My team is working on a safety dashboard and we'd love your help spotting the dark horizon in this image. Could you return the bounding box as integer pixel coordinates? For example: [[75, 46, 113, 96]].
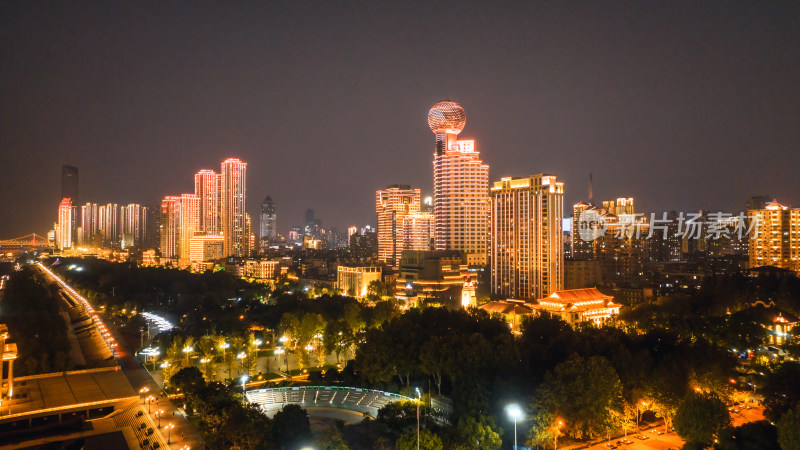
[[2, 1, 799, 238]]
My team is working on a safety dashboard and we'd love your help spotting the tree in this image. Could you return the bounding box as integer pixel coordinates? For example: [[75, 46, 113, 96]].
[[272, 404, 312, 450], [763, 362, 800, 422], [376, 401, 417, 431], [717, 420, 777, 450], [455, 414, 503, 450], [396, 429, 443, 450], [314, 426, 350, 450], [170, 366, 206, 397], [673, 391, 731, 446], [419, 336, 449, 395], [529, 354, 623, 439], [778, 408, 800, 450]]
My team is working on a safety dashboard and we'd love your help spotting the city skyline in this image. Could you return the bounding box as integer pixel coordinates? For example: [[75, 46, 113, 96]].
[[2, 2, 800, 238]]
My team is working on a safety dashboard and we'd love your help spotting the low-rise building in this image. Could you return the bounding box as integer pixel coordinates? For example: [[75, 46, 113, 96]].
[[530, 288, 622, 326], [337, 265, 382, 299]]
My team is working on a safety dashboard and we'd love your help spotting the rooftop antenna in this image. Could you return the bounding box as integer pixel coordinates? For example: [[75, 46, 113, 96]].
[[588, 173, 594, 206]]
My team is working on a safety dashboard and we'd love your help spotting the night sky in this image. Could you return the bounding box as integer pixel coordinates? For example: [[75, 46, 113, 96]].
[[1, 1, 799, 238]]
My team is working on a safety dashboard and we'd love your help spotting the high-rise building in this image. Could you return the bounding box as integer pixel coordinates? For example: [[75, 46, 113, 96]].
[[748, 200, 800, 271], [490, 174, 565, 300], [429, 100, 489, 266], [121, 203, 147, 249], [178, 194, 200, 265], [98, 203, 120, 248], [160, 196, 180, 259], [220, 158, 248, 257], [376, 185, 430, 267], [61, 166, 79, 205], [194, 169, 219, 234], [79, 202, 99, 246], [56, 198, 73, 250], [602, 198, 635, 216], [260, 196, 276, 244]]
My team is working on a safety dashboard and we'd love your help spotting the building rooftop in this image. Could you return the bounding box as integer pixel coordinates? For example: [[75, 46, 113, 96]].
[[2, 368, 136, 419]]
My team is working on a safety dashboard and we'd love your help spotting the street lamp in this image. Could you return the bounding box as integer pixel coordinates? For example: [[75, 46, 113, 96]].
[[506, 404, 524, 450], [139, 386, 150, 405], [415, 387, 421, 450], [156, 409, 163, 428], [165, 423, 175, 444], [183, 346, 193, 365], [555, 420, 563, 450], [146, 395, 155, 413], [241, 375, 249, 403], [637, 401, 647, 433]]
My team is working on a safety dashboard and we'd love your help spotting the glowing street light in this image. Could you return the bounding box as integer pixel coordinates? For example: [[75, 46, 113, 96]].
[[156, 409, 164, 428], [165, 423, 175, 444], [416, 387, 422, 450], [555, 419, 564, 450], [241, 375, 249, 402], [506, 404, 524, 450]]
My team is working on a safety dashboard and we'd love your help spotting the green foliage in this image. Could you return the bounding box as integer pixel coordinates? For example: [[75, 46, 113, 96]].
[[170, 366, 205, 396], [272, 404, 312, 450], [376, 400, 418, 431], [455, 414, 503, 450], [717, 420, 777, 450], [530, 353, 623, 440], [396, 429, 443, 450], [2, 267, 72, 375], [777, 408, 800, 450], [673, 391, 731, 446], [314, 426, 350, 450], [763, 362, 800, 422]]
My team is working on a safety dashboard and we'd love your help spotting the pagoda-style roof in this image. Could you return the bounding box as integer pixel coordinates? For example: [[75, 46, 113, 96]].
[[535, 288, 621, 313]]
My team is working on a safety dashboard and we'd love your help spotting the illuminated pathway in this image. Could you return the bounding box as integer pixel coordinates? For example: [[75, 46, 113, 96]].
[[35, 262, 204, 449], [36, 262, 118, 353]]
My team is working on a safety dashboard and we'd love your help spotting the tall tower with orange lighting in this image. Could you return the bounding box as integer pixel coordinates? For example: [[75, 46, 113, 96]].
[[220, 158, 248, 257], [429, 100, 489, 266], [194, 169, 219, 235]]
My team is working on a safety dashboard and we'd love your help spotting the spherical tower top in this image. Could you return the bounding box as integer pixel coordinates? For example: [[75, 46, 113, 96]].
[[428, 100, 466, 135]]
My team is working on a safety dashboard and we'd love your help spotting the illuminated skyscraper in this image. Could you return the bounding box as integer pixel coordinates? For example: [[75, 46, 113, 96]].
[[61, 166, 78, 205], [178, 194, 200, 264], [749, 200, 800, 271], [98, 203, 120, 247], [80, 202, 99, 246], [121, 203, 148, 249], [429, 100, 489, 266], [56, 198, 73, 250], [376, 185, 433, 266], [260, 196, 276, 244], [194, 169, 219, 234], [160, 196, 180, 259], [220, 158, 248, 257], [490, 174, 564, 300]]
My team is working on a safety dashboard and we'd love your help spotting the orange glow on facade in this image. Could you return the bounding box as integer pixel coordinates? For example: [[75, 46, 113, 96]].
[[491, 174, 564, 300], [376, 185, 433, 267], [429, 101, 489, 266]]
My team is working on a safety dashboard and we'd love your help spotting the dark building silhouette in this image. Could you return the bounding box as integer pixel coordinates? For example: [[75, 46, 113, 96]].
[[61, 165, 79, 204]]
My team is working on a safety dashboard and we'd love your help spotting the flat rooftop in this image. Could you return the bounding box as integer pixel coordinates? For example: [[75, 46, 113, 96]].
[[2, 368, 136, 419]]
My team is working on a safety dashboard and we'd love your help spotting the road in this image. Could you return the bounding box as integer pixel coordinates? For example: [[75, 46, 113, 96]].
[[36, 262, 205, 450]]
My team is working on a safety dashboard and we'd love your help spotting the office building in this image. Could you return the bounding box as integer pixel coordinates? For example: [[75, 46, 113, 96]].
[[190, 234, 225, 263], [61, 165, 79, 205], [490, 174, 565, 301], [429, 100, 489, 266], [337, 265, 382, 299], [260, 196, 277, 244]]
